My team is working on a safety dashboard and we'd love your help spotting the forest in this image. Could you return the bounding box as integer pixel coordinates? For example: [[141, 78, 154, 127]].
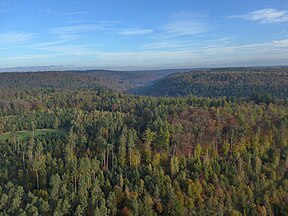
[[0, 69, 185, 92], [0, 68, 287, 215], [136, 67, 288, 99]]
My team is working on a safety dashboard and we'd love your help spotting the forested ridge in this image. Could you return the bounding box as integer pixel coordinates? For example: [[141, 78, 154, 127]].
[[136, 67, 288, 99], [0, 69, 185, 92], [0, 69, 288, 215]]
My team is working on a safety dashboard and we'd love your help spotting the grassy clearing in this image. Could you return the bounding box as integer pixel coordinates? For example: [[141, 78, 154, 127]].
[[0, 129, 65, 142]]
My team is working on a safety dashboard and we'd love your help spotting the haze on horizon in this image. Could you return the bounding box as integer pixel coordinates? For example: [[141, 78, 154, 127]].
[[1, 0, 288, 70]]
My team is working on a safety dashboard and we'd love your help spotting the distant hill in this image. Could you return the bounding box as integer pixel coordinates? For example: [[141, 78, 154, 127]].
[[135, 67, 288, 98], [4, 67, 287, 99], [0, 69, 189, 91]]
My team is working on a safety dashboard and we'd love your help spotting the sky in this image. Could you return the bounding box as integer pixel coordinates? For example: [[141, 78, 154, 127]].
[[0, 0, 288, 70]]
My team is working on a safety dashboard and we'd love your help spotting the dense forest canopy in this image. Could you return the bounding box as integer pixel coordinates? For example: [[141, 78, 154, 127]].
[[0, 67, 287, 215], [0, 69, 186, 92], [135, 67, 288, 99]]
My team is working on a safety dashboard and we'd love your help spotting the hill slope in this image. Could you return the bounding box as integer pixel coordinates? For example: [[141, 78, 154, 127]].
[[136, 67, 288, 98], [0, 69, 188, 91]]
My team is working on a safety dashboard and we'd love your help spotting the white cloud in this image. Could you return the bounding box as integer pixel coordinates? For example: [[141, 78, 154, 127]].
[[4, 53, 63, 61], [0, 32, 33, 45], [36, 44, 94, 56], [162, 20, 208, 36], [49, 24, 110, 40], [61, 11, 87, 15], [67, 38, 288, 68], [119, 28, 153, 36], [230, 8, 288, 24], [3, 37, 288, 69], [156, 12, 210, 39], [273, 39, 288, 47], [141, 40, 193, 50], [2, 39, 288, 69], [33, 40, 71, 47], [75, 38, 288, 67]]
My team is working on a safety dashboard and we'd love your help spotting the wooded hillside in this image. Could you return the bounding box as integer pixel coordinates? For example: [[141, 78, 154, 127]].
[[136, 67, 288, 99], [0, 83, 287, 215]]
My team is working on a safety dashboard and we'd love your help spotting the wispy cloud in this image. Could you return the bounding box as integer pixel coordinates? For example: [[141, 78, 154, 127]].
[[4, 53, 63, 61], [61, 11, 87, 16], [49, 24, 110, 40], [33, 40, 71, 47], [119, 28, 153, 36], [161, 20, 208, 37], [273, 39, 288, 47], [84, 38, 288, 67], [230, 8, 288, 24], [141, 40, 191, 50], [156, 12, 210, 39], [2, 38, 288, 69], [0, 32, 33, 45], [85, 39, 288, 68], [2, 6, 287, 69], [35, 44, 94, 56], [140, 12, 210, 50]]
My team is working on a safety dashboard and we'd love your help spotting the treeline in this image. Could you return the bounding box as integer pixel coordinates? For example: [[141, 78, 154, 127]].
[[136, 67, 288, 99], [0, 71, 122, 91], [0, 87, 287, 215]]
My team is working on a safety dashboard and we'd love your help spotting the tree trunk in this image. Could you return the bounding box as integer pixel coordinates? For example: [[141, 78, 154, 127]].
[[22, 152, 25, 171], [129, 148, 132, 167], [172, 143, 177, 157], [230, 134, 233, 155], [103, 150, 106, 168], [36, 170, 39, 190], [111, 149, 114, 169], [74, 176, 77, 194], [106, 148, 109, 170]]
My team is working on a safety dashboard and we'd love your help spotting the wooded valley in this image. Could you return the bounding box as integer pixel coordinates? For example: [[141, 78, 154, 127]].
[[0, 68, 287, 215]]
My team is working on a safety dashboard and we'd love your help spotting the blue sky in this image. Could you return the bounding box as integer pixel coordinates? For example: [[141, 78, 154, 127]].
[[0, 0, 288, 70]]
